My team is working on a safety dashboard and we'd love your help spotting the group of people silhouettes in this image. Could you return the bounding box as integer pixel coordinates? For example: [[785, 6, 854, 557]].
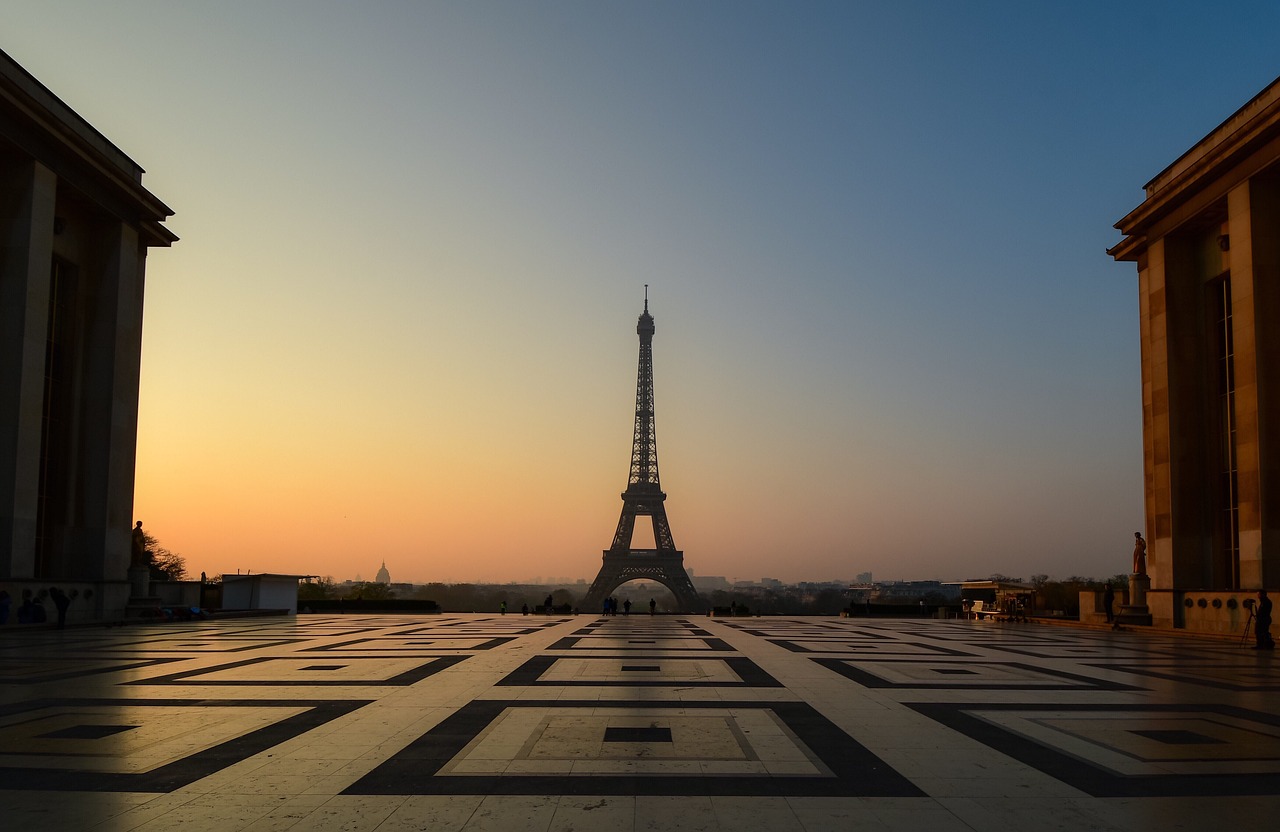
[[600, 597, 660, 615], [0, 587, 74, 628]]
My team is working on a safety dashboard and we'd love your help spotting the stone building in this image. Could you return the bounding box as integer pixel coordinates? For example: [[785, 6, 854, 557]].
[[1, 49, 175, 623], [1110, 76, 1280, 632]]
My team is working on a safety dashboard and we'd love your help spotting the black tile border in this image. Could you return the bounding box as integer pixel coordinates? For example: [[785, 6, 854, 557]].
[[496, 656, 783, 688], [0, 657, 184, 685], [203, 627, 388, 638], [0, 697, 371, 792], [301, 636, 514, 652], [770, 639, 975, 657], [813, 658, 1144, 691], [547, 636, 733, 651], [395, 625, 546, 636], [345, 698, 923, 797], [434, 618, 572, 628], [1082, 661, 1280, 692], [975, 643, 1167, 659], [576, 620, 713, 637], [738, 629, 892, 640], [124, 655, 469, 686], [93, 638, 309, 653], [715, 621, 847, 632], [907, 701, 1280, 797]]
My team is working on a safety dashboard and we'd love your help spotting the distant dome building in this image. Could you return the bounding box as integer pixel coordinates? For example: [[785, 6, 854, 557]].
[[375, 562, 391, 584]]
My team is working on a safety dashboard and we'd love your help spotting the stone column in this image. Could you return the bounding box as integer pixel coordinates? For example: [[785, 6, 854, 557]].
[[0, 160, 56, 579], [1229, 174, 1280, 588], [1138, 238, 1175, 590], [76, 221, 145, 583]]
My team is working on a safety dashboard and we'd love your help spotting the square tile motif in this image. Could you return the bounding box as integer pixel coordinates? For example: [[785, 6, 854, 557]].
[[346, 699, 922, 797], [39, 723, 137, 740], [395, 625, 546, 636], [1085, 661, 1280, 691], [813, 658, 1141, 690], [302, 636, 513, 652], [909, 702, 1280, 796], [740, 628, 889, 639], [976, 642, 1158, 659], [546, 636, 732, 651], [496, 656, 782, 687], [0, 698, 368, 792], [603, 726, 673, 743], [95, 638, 306, 653], [0, 657, 181, 685], [578, 623, 714, 637], [771, 639, 974, 657], [126, 655, 468, 686]]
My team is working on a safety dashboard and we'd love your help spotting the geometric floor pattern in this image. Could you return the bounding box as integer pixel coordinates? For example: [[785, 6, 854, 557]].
[[2, 614, 1279, 829]]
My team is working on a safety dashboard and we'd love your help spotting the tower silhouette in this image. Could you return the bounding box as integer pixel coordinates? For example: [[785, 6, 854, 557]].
[[582, 288, 703, 614]]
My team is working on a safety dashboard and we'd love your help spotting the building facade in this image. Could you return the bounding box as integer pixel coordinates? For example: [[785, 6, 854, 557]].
[[1111, 76, 1280, 632], [1, 49, 175, 623]]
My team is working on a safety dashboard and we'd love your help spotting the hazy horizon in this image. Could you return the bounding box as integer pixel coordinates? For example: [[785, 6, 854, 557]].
[[6, 2, 1278, 585]]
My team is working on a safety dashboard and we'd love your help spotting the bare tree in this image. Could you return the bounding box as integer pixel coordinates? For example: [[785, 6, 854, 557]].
[[141, 531, 188, 581]]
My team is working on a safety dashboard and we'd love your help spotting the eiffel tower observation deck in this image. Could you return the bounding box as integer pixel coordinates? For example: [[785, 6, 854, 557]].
[[582, 289, 703, 614]]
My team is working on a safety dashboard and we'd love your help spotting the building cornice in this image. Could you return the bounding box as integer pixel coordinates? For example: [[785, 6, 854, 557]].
[[1110, 75, 1280, 262], [0, 48, 175, 246]]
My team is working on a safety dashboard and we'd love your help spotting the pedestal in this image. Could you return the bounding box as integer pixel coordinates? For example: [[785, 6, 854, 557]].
[[127, 565, 151, 600], [1116, 573, 1152, 626], [125, 565, 164, 621]]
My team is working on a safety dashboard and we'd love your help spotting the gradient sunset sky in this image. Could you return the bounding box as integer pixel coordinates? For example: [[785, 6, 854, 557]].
[[6, 2, 1278, 584]]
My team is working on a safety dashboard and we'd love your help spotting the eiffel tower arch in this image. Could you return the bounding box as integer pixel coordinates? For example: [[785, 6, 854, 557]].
[[582, 289, 704, 614]]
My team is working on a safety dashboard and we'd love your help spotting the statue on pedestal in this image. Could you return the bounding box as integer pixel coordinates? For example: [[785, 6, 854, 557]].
[[1132, 532, 1146, 576], [131, 521, 151, 568]]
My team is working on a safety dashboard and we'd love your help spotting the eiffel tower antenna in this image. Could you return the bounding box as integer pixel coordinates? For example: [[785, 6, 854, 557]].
[[582, 290, 703, 613]]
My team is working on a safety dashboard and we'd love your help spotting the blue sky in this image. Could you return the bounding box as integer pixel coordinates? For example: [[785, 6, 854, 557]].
[[5, 2, 1278, 583]]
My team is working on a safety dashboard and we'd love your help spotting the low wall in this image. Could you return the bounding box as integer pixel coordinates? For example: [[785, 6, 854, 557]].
[[1149, 590, 1263, 637], [1077, 590, 1129, 625], [0, 580, 130, 627], [153, 581, 204, 608]]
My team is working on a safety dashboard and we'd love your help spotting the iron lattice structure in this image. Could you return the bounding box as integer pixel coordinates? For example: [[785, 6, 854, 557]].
[[582, 291, 703, 614]]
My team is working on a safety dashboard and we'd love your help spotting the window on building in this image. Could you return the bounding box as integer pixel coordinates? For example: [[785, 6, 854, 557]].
[[35, 258, 76, 578], [1211, 274, 1240, 588]]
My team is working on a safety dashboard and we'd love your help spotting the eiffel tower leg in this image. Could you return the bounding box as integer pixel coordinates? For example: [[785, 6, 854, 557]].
[[582, 559, 626, 614], [582, 553, 705, 614], [655, 563, 703, 613]]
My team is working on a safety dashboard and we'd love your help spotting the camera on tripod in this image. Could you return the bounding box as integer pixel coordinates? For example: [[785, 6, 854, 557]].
[[1244, 598, 1257, 609]]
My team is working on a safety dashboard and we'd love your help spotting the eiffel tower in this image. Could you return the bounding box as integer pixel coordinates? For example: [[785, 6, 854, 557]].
[[582, 289, 704, 614]]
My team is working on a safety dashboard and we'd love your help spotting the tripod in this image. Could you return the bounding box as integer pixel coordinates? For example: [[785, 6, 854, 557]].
[[1240, 604, 1256, 647]]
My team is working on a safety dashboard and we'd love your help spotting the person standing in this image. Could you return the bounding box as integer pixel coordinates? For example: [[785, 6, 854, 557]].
[[1103, 584, 1115, 624], [49, 587, 71, 629], [649, 598, 656, 616], [1255, 589, 1274, 650]]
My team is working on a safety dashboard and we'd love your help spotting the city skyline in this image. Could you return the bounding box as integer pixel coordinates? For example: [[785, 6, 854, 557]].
[[5, 3, 1278, 584]]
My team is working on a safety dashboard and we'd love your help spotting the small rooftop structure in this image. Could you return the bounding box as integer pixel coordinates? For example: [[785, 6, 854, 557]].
[[220, 573, 309, 614]]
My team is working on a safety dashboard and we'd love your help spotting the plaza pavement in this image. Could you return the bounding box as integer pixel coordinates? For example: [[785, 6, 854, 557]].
[[2, 612, 1279, 830]]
